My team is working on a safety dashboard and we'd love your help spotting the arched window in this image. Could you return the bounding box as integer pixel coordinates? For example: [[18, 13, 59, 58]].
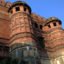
[[53, 22, 56, 26], [40, 25, 42, 29], [15, 7, 20, 11], [24, 7, 26, 11], [48, 24, 51, 28], [34, 23, 38, 28]]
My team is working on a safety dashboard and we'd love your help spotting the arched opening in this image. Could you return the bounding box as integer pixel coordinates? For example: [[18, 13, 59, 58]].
[[15, 7, 20, 11], [40, 25, 42, 29], [24, 7, 27, 11], [34, 23, 38, 28], [48, 24, 51, 28], [53, 22, 56, 26]]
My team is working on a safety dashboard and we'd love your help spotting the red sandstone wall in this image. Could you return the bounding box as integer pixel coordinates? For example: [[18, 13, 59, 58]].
[[0, 12, 10, 45]]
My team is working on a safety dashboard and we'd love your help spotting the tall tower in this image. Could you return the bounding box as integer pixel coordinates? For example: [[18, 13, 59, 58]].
[[8, 1, 39, 64]]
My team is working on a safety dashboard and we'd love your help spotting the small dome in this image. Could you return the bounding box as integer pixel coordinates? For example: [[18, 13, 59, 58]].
[[45, 17, 62, 25], [8, 1, 31, 13]]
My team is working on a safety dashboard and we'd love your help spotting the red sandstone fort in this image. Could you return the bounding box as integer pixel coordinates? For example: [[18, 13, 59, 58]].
[[0, 0, 64, 64]]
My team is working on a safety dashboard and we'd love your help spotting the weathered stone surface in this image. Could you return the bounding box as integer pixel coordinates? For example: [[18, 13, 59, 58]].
[[0, 0, 64, 64]]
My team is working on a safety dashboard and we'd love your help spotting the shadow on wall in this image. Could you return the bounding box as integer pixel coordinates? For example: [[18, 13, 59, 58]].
[[31, 22, 51, 64]]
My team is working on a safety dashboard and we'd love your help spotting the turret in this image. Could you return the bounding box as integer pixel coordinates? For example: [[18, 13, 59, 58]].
[[43, 17, 64, 64], [43, 17, 62, 32], [8, 1, 39, 63]]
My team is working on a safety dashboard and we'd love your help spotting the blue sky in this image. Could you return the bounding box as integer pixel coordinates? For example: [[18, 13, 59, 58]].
[[6, 0, 64, 28]]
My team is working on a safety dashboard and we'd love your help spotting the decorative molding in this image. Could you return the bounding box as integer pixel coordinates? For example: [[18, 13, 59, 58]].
[[10, 32, 36, 43]]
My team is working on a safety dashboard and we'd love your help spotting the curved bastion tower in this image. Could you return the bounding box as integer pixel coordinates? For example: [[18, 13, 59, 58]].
[[0, 0, 64, 64], [8, 1, 41, 64], [42, 17, 64, 64]]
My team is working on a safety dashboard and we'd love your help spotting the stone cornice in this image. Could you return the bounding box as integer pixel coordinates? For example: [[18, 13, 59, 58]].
[[10, 32, 36, 43]]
